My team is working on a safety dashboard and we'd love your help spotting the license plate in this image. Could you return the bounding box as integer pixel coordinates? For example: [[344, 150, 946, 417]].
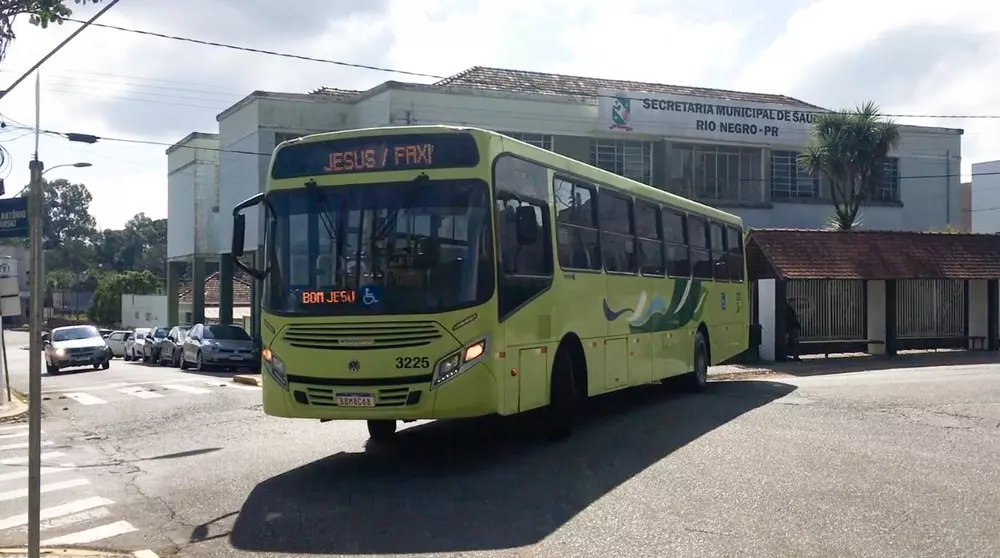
[[230, 355, 244, 361], [335, 393, 375, 407]]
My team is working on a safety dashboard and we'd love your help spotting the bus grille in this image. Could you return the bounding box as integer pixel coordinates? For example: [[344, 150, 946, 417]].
[[301, 386, 420, 407], [281, 321, 442, 351]]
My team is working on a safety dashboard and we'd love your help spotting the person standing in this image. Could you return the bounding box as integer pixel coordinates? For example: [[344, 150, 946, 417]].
[[785, 301, 801, 361]]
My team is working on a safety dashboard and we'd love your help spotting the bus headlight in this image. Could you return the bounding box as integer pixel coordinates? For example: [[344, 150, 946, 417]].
[[432, 337, 488, 389], [262, 347, 288, 390]]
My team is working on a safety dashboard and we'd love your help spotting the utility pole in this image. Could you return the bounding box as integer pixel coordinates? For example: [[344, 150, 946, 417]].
[[26, 156, 42, 558]]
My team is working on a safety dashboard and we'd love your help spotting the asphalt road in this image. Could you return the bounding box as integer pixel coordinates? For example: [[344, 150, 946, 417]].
[[1, 329, 999, 557]]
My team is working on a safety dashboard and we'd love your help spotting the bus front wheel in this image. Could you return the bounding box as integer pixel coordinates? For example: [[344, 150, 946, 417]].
[[367, 420, 397, 442]]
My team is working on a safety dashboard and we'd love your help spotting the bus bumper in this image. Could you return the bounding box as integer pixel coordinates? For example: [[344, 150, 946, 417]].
[[262, 362, 499, 421]]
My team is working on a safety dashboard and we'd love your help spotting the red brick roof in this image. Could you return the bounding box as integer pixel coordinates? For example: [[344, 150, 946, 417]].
[[747, 228, 1000, 280], [178, 272, 252, 305]]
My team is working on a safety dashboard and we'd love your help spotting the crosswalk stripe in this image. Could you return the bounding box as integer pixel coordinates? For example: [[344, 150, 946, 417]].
[[0, 451, 66, 465], [0, 495, 113, 530], [41, 519, 137, 545], [0, 440, 53, 452], [0, 425, 27, 433], [0, 431, 29, 440], [117, 387, 164, 399], [0, 477, 89, 502], [63, 392, 106, 405], [202, 380, 259, 391], [34, 507, 112, 533], [161, 384, 211, 395], [0, 464, 76, 482]]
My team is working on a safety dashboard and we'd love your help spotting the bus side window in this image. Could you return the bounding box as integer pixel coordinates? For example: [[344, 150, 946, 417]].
[[553, 177, 601, 271], [493, 155, 553, 321], [598, 189, 636, 274], [662, 208, 690, 277], [688, 216, 712, 279], [726, 225, 745, 282], [710, 221, 728, 281]]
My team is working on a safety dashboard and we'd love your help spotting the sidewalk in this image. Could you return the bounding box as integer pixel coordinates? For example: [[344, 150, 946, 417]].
[[0, 390, 27, 422]]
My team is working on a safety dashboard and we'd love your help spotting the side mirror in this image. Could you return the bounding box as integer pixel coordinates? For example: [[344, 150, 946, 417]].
[[515, 206, 540, 246], [232, 213, 246, 257]]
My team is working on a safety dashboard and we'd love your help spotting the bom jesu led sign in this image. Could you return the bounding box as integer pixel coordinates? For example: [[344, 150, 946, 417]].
[[271, 133, 481, 179]]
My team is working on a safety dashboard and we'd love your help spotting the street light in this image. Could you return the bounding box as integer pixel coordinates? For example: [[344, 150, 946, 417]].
[[42, 161, 92, 175]]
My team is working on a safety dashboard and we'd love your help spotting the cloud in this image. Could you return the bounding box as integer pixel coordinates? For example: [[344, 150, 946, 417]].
[[735, 0, 1000, 177]]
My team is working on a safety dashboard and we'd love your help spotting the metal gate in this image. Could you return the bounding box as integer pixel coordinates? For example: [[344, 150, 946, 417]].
[[896, 279, 965, 339], [786, 280, 866, 342]]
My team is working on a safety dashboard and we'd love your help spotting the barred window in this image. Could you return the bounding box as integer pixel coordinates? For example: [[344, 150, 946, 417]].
[[499, 131, 553, 151], [770, 150, 819, 200], [590, 139, 653, 185], [874, 157, 900, 202]]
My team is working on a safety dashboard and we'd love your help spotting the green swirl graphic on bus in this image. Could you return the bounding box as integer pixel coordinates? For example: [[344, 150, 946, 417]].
[[602, 279, 707, 333]]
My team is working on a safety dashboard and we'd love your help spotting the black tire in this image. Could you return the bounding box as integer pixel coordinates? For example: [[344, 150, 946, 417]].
[[47, 363, 58, 375], [179, 354, 189, 370], [102, 359, 110, 370], [546, 347, 579, 440], [367, 420, 397, 442], [172, 349, 181, 367], [680, 331, 709, 392], [93, 363, 100, 370], [195, 351, 205, 371]]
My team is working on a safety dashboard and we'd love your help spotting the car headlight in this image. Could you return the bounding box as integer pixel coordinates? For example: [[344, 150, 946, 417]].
[[432, 337, 488, 389], [203, 343, 218, 352], [262, 348, 287, 390], [54, 347, 66, 356]]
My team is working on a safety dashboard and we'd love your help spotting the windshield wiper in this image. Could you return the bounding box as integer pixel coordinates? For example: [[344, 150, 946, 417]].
[[373, 173, 431, 240], [305, 179, 340, 242]]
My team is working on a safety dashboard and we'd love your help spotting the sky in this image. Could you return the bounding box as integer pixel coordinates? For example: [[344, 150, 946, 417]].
[[0, 0, 996, 230]]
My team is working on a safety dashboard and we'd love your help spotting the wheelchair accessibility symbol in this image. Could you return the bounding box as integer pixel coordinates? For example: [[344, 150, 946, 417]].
[[360, 285, 381, 307]]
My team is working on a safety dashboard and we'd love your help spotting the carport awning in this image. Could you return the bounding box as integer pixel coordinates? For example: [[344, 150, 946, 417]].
[[747, 228, 1000, 280]]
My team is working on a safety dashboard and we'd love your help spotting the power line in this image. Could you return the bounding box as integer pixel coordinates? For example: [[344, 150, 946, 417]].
[[62, 19, 1000, 121], [64, 18, 445, 80]]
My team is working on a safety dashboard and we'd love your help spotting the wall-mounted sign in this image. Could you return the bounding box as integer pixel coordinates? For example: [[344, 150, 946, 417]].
[[596, 88, 827, 146], [0, 198, 28, 239]]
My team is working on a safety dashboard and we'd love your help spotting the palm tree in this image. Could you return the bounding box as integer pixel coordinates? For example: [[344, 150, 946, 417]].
[[797, 102, 901, 230]]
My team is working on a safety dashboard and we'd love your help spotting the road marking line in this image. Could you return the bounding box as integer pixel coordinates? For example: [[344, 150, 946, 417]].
[[0, 440, 52, 452], [0, 431, 28, 440], [41, 519, 137, 545], [0, 424, 27, 432], [0, 495, 113, 530], [63, 392, 107, 405], [161, 383, 211, 395], [202, 380, 260, 391], [0, 451, 66, 465], [133, 550, 160, 558], [0, 464, 76, 482], [34, 507, 112, 532], [0, 477, 89, 502], [42, 376, 214, 394], [117, 386, 164, 399]]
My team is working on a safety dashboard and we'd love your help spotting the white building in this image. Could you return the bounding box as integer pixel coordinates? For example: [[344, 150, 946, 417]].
[[166, 66, 967, 335]]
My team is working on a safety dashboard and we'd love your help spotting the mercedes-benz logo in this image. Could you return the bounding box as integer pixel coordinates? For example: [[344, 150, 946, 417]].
[[348, 359, 360, 373]]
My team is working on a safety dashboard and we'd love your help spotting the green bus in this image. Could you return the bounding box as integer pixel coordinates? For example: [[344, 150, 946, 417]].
[[231, 125, 749, 441]]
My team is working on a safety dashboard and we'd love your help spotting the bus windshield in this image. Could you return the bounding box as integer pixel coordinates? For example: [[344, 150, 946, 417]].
[[264, 179, 495, 316]]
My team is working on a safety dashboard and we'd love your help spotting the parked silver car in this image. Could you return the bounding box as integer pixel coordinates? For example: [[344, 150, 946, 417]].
[[179, 323, 258, 371], [43, 325, 111, 375]]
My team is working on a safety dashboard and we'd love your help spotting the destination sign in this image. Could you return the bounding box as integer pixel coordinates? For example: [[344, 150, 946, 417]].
[[271, 133, 480, 179]]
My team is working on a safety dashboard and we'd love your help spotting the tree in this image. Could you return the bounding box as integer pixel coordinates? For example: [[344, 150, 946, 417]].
[[0, 0, 103, 62], [797, 102, 901, 230], [87, 269, 158, 325], [19, 177, 97, 250]]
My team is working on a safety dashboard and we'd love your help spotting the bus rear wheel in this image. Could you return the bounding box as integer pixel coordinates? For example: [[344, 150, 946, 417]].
[[681, 331, 709, 392], [367, 420, 397, 442]]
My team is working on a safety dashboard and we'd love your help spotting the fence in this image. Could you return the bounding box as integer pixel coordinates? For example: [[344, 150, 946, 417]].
[[896, 279, 965, 339], [786, 279, 866, 342]]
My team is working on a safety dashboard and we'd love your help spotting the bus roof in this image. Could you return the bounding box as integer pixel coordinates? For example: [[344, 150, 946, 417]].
[[274, 125, 743, 227]]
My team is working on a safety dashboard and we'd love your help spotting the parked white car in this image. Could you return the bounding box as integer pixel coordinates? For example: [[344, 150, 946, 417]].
[[124, 328, 150, 361], [103, 330, 132, 358]]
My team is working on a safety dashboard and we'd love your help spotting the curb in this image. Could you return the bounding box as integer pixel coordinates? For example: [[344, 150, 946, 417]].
[[232, 374, 262, 387], [0, 548, 157, 557]]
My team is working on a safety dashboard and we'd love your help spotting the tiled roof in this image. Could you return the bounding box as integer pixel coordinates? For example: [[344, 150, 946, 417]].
[[309, 87, 362, 101], [432, 66, 823, 108], [178, 271, 252, 305], [747, 228, 1000, 280]]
